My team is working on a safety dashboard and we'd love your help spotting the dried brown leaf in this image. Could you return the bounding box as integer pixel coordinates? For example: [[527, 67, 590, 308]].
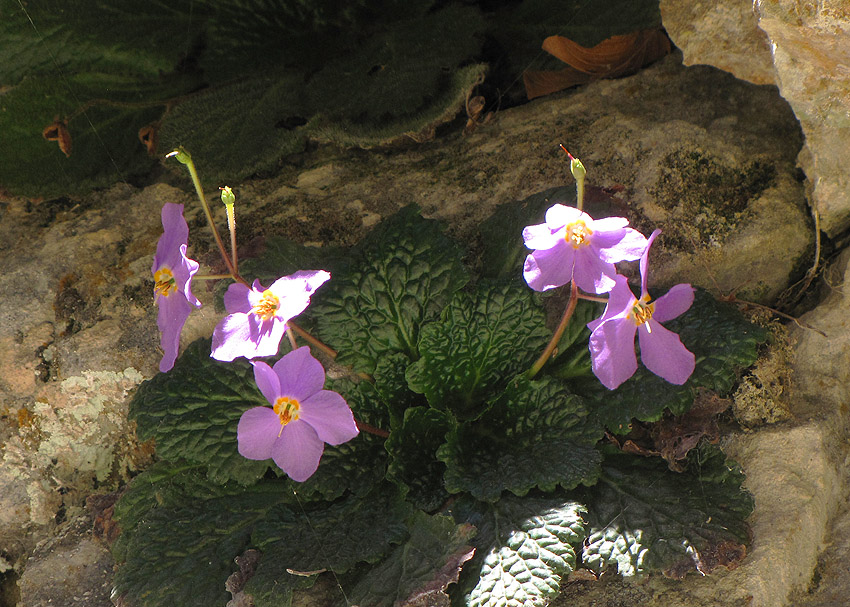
[[523, 29, 671, 100], [42, 117, 72, 157]]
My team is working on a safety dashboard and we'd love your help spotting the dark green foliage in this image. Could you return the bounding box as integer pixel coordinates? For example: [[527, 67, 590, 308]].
[[386, 407, 455, 512], [313, 205, 468, 373], [581, 288, 768, 432], [438, 376, 602, 502], [580, 444, 754, 577], [129, 338, 272, 485], [406, 282, 551, 421], [347, 511, 476, 607]]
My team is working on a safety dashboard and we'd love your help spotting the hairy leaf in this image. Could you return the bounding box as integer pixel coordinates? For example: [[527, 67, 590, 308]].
[[438, 377, 602, 502], [580, 444, 753, 577], [452, 495, 587, 607], [347, 511, 476, 607], [129, 338, 271, 485], [386, 407, 455, 512], [313, 205, 468, 373], [406, 282, 550, 421]]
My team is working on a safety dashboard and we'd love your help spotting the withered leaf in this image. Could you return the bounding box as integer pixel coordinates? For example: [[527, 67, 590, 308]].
[[42, 117, 72, 157], [138, 123, 159, 156], [523, 29, 671, 100]]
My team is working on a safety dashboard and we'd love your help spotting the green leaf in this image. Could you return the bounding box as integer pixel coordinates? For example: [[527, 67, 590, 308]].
[[386, 407, 455, 512], [250, 482, 413, 574], [406, 282, 551, 420], [438, 377, 603, 502], [129, 338, 271, 485], [158, 72, 310, 186], [583, 288, 769, 432], [452, 495, 587, 607], [580, 444, 753, 577], [347, 511, 476, 607], [313, 205, 469, 373], [112, 470, 295, 607], [373, 352, 427, 427]]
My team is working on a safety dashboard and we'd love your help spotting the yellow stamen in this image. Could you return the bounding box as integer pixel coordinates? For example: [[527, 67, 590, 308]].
[[252, 289, 281, 321], [273, 396, 301, 437], [153, 267, 176, 298], [564, 220, 593, 249], [631, 296, 655, 329]]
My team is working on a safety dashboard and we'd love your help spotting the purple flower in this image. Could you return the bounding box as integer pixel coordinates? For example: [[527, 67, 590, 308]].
[[587, 230, 695, 390], [152, 203, 201, 372], [523, 204, 648, 294], [237, 346, 359, 482], [211, 270, 330, 362]]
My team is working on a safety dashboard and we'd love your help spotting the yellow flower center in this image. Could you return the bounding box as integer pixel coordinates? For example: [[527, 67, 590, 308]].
[[153, 267, 176, 298], [273, 397, 301, 435], [564, 220, 593, 249], [630, 296, 655, 331], [252, 289, 281, 321]]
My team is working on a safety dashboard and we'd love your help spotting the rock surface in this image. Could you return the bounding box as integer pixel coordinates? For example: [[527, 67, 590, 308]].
[[659, 0, 776, 85]]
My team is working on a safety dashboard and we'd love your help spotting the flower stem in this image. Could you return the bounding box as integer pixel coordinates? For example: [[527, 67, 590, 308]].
[[355, 419, 389, 438], [287, 321, 337, 359], [167, 148, 243, 283], [527, 281, 579, 379]]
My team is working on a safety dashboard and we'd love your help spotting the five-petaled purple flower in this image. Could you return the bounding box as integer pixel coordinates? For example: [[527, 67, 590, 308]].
[[211, 270, 330, 362], [237, 346, 359, 482], [587, 230, 695, 390], [523, 204, 648, 294], [152, 203, 201, 372]]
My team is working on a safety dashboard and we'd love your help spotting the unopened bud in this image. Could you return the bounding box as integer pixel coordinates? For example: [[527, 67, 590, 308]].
[[220, 186, 235, 207], [166, 147, 192, 165]]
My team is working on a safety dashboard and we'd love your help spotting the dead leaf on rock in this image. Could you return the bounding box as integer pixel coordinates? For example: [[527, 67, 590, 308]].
[[138, 122, 160, 156], [42, 117, 72, 157], [399, 527, 476, 607], [523, 29, 671, 100]]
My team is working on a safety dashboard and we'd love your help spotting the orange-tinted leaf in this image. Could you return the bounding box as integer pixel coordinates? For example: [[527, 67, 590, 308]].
[[523, 29, 671, 99], [138, 123, 159, 156], [42, 117, 72, 157]]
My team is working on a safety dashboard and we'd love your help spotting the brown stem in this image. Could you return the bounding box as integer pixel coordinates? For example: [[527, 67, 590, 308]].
[[355, 420, 389, 438], [527, 281, 579, 379]]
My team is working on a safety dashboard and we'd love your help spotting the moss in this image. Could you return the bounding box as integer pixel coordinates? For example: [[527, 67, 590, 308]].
[[641, 149, 777, 251], [732, 323, 794, 429]]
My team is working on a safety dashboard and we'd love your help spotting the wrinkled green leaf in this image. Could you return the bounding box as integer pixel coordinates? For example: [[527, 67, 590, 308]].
[[314, 205, 468, 373], [438, 377, 602, 502], [581, 444, 753, 577], [347, 511, 476, 607], [582, 288, 769, 431], [373, 352, 427, 427], [452, 495, 587, 607], [406, 282, 551, 421], [386, 407, 455, 512], [129, 338, 271, 485]]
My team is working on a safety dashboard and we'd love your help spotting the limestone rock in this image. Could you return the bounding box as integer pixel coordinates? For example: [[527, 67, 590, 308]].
[[660, 0, 776, 85], [755, 0, 850, 237]]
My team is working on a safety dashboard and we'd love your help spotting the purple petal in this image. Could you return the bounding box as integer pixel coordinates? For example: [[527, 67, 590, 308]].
[[211, 313, 253, 361], [173, 244, 201, 307], [223, 282, 254, 315], [156, 288, 194, 372], [652, 284, 695, 323], [640, 230, 662, 297], [268, 270, 331, 323], [273, 346, 326, 400], [587, 275, 635, 332], [594, 227, 648, 263], [252, 361, 281, 405], [153, 204, 190, 273], [523, 241, 575, 291], [638, 321, 695, 385], [545, 204, 586, 229], [522, 222, 560, 251], [237, 407, 282, 461], [300, 390, 359, 445], [589, 317, 639, 390], [572, 246, 619, 294], [273, 421, 324, 482], [587, 216, 628, 232]]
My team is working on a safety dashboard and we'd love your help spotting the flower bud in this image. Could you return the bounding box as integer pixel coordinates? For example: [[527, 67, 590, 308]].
[[165, 147, 192, 165], [220, 186, 235, 207]]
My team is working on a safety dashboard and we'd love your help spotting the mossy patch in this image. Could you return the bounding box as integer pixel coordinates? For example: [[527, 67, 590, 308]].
[[641, 149, 777, 251]]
